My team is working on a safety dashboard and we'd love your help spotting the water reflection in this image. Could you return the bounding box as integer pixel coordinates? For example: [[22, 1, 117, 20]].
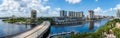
[[88, 21, 94, 30], [0, 19, 31, 37], [50, 19, 109, 34], [30, 24, 36, 28]]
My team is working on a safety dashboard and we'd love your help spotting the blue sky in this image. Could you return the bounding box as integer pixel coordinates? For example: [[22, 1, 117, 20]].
[[0, 0, 120, 17], [47, 0, 120, 16]]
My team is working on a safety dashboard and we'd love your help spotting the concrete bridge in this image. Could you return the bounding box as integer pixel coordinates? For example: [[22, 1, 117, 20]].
[[3, 21, 50, 38]]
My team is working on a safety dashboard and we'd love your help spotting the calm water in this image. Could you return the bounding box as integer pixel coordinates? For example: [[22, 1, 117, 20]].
[[0, 19, 109, 37], [50, 19, 109, 34], [0, 19, 31, 37]]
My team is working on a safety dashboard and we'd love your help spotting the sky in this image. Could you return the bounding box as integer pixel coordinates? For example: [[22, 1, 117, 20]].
[[0, 0, 120, 17]]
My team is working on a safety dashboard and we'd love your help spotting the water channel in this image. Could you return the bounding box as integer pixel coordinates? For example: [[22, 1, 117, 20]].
[[50, 19, 109, 34], [0, 19, 109, 37]]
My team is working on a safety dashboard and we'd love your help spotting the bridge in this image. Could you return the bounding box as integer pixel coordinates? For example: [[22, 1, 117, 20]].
[[2, 21, 50, 38]]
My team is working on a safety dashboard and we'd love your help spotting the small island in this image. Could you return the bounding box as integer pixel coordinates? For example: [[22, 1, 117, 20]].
[[2, 15, 54, 25]]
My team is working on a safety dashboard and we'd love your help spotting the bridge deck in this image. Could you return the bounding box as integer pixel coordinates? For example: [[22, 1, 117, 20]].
[[8, 21, 51, 38]]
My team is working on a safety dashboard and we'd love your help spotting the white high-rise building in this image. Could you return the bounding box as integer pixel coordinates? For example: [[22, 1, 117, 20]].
[[31, 10, 37, 25], [68, 11, 84, 18], [76, 12, 84, 17], [69, 11, 74, 17], [60, 10, 67, 17], [117, 9, 120, 18], [88, 10, 94, 20]]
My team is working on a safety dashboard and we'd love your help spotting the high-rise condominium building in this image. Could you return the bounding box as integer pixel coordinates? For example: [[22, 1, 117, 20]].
[[31, 10, 37, 24], [60, 10, 67, 17], [117, 9, 120, 18], [88, 10, 94, 20], [69, 11, 84, 17]]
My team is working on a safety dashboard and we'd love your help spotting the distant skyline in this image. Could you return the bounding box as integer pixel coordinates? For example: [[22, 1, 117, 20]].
[[0, 0, 120, 17]]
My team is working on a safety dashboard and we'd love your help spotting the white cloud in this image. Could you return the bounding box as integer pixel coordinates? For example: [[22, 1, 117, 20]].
[[104, 4, 120, 12], [93, 6, 118, 16], [94, 7, 103, 13], [94, 7, 113, 15], [109, 8, 113, 11], [116, 4, 120, 8], [0, 0, 59, 17], [46, 8, 61, 17], [94, 7, 115, 13], [40, 6, 50, 11], [113, 4, 120, 10], [95, 0, 98, 1], [65, 0, 81, 4], [55, 8, 61, 11], [43, 0, 48, 2]]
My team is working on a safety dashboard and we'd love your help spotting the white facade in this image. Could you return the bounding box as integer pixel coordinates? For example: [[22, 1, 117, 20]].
[[68, 11, 83, 17], [60, 10, 67, 17], [88, 10, 94, 20], [117, 9, 120, 18]]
